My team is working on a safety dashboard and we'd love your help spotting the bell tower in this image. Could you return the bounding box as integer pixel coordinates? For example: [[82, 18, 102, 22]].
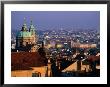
[[21, 17, 27, 31]]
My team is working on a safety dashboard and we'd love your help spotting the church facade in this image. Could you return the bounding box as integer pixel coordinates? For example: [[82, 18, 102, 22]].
[[16, 19, 38, 52]]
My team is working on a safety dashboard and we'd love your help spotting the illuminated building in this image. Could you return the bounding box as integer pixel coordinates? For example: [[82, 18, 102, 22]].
[[16, 18, 38, 52], [71, 40, 97, 48]]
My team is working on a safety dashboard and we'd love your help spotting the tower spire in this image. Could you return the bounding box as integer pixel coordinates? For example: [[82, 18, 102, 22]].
[[24, 17, 26, 24], [30, 17, 32, 25], [29, 17, 35, 33], [21, 17, 27, 31]]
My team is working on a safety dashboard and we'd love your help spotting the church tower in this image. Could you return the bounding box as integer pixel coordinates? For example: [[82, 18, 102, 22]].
[[16, 18, 38, 52], [21, 18, 27, 31], [29, 19, 37, 44], [29, 20, 35, 34], [29, 19, 38, 52]]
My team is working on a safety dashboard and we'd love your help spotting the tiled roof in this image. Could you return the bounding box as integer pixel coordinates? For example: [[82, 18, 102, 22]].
[[11, 52, 47, 71]]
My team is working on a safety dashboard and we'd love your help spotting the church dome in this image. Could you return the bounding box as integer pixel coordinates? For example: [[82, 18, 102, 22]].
[[17, 31, 32, 38]]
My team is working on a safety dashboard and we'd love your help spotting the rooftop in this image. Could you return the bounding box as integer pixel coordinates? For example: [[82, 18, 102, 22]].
[[11, 52, 47, 71]]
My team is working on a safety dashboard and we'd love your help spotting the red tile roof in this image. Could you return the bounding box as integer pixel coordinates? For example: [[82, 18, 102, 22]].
[[11, 52, 47, 71]]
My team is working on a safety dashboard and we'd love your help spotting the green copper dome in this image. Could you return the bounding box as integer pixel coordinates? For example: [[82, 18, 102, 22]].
[[16, 18, 36, 38], [17, 31, 32, 38]]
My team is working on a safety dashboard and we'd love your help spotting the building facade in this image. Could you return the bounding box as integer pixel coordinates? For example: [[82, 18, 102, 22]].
[[16, 19, 38, 52]]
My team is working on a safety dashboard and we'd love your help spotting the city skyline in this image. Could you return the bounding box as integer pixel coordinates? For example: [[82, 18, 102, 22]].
[[11, 11, 100, 31], [11, 11, 100, 77]]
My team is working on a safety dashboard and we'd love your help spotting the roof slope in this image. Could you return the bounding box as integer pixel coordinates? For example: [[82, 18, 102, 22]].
[[11, 52, 47, 71]]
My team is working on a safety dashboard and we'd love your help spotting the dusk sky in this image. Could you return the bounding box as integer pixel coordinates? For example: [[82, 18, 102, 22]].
[[11, 11, 100, 31]]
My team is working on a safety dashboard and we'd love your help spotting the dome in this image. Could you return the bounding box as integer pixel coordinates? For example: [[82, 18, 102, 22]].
[[17, 31, 32, 38]]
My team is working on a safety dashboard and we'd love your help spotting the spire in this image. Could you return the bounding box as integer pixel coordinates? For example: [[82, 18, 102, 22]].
[[30, 17, 32, 25], [22, 17, 27, 31], [29, 17, 35, 33], [24, 17, 26, 24]]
